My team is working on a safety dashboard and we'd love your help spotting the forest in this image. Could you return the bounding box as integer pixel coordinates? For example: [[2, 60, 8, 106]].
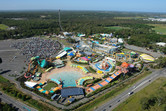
[[0, 11, 166, 53]]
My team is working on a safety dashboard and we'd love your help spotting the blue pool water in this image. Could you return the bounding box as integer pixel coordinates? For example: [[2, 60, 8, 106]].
[[95, 62, 112, 72], [49, 71, 83, 87]]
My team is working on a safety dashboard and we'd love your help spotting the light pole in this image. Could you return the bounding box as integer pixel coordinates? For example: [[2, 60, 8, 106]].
[[0, 57, 2, 64]]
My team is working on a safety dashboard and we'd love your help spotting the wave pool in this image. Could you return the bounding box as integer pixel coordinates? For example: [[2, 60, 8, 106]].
[[49, 71, 83, 87]]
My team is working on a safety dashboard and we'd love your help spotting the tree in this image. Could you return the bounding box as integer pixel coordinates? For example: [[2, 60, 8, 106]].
[[22, 95, 26, 101], [148, 96, 157, 106], [17, 93, 22, 99], [155, 56, 166, 68], [140, 97, 150, 110]]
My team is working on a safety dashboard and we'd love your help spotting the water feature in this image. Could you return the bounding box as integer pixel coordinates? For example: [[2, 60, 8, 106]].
[[95, 61, 112, 72], [49, 71, 83, 87]]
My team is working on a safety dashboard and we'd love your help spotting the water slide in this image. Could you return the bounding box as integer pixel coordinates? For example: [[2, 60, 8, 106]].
[[86, 70, 122, 93], [24, 60, 33, 78], [36, 82, 62, 94], [105, 57, 115, 67], [109, 61, 115, 67], [50, 87, 62, 93], [50, 79, 61, 85], [77, 76, 93, 86], [37, 59, 48, 68]]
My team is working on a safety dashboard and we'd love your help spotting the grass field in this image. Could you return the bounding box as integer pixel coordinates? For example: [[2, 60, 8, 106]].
[[105, 26, 130, 30], [44, 82, 57, 90], [75, 70, 152, 111], [148, 24, 166, 35], [0, 24, 9, 30], [52, 37, 73, 47], [114, 17, 145, 20], [0, 75, 9, 83], [113, 77, 166, 111]]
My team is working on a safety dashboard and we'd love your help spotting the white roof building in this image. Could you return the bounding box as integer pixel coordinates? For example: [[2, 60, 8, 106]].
[[118, 38, 124, 43], [156, 42, 166, 47], [56, 51, 67, 58], [24, 81, 37, 88]]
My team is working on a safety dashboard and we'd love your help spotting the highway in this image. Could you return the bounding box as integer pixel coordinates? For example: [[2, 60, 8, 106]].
[[0, 91, 38, 111], [95, 68, 166, 111]]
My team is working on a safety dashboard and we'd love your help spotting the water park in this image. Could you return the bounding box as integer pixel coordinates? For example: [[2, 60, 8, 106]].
[[18, 36, 156, 105]]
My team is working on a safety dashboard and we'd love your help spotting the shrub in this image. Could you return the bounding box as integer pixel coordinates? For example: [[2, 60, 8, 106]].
[[89, 66, 96, 73], [140, 97, 150, 110]]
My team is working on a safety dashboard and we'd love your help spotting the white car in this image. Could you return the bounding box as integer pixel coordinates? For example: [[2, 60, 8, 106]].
[[128, 92, 134, 95]]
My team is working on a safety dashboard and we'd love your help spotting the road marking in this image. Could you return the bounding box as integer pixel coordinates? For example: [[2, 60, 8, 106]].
[[132, 80, 148, 91], [1, 96, 24, 110]]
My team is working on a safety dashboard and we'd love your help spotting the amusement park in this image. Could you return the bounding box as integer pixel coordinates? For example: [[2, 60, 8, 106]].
[[11, 34, 156, 105]]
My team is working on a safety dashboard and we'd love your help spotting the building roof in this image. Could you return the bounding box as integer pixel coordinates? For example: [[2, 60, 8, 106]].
[[69, 97, 75, 103], [51, 94, 58, 100], [84, 51, 92, 56], [53, 59, 63, 64], [68, 51, 75, 56], [156, 42, 166, 47], [140, 54, 155, 62], [81, 57, 90, 61], [61, 87, 84, 98], [24, 81, 37, 88], [56, 51, 67, 58], [118, 38, 124, 43], [63, 47, 72, 51]]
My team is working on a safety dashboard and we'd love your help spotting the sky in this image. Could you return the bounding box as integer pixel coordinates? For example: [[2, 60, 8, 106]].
[[0, 0, 166, 13]]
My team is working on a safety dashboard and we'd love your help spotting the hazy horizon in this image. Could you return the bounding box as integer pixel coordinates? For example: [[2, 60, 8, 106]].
[[0, 0, 166, 13], [0, 9, 166, 14]]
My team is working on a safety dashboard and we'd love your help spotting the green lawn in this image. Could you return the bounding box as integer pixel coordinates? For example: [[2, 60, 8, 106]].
[[43, 82, 57, 90], [0, 24, 9, 30], [105, 26, 130, 30], [113, 77, 166, 111], [0, 75, 9, 83], [148, 24, 166, 35]]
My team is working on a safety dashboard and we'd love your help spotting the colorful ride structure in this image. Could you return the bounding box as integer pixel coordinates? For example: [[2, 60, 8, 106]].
[[76, 76, 93, 86], [86, 70, 122, 93], [24, 56, 49, 78], [99, 61, 109, 70], [24, 59, 38, 78], [87, 62, 132, 93], [70, 64, 89, 74], [94, 59, 112, 72], [116, 62, 129, 74], [36, 81, 62, 95], [112, 51, 138, 61]]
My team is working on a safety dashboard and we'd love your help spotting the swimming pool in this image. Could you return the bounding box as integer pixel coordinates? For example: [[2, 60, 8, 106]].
[[95, 62, 112, 72], [48, 71, 83, 87]]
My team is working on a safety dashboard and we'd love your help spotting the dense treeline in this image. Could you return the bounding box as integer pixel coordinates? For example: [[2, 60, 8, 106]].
[[0, 11, 166, 52], [0, 102, 18, 111]]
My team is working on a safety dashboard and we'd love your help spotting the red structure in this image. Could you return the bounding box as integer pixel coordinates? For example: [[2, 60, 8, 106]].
[[121, 62, 129, 68], [101, 61, 109, 70]]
